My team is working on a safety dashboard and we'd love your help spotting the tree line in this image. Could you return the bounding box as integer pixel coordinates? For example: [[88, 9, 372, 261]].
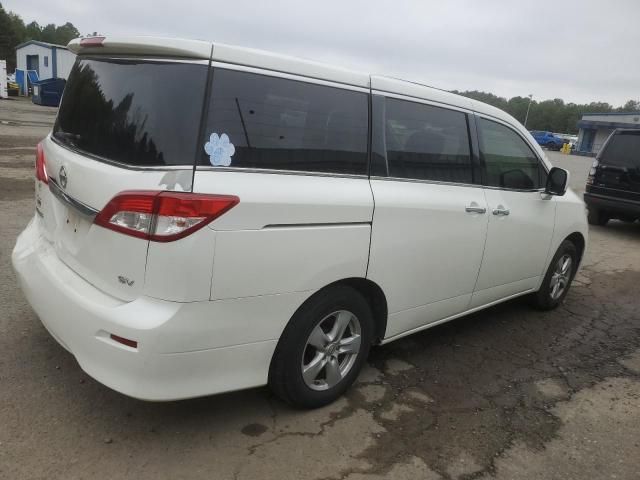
[[452, 90, 640, 134], [0, 2, 80, 71]]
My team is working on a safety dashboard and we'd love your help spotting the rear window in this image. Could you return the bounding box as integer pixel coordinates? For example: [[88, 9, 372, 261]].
[[53, 58, 208, 166], [600, 132, 640, 168], [198, 68, 369, 175]]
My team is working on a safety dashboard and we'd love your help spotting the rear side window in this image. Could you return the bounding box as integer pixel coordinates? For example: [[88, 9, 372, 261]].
[[54, 58, 208, 166], [382, 98, 473, 183], [478, 118, 542, 190], [199, 68, 369, 175], [600, 132, 640, 167]]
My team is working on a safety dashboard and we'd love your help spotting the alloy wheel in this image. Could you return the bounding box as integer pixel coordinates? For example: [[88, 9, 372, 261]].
[[301, 310, 362, 391], [550, 254, 573, 300]]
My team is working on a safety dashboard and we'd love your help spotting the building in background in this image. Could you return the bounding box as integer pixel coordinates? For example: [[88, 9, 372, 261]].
[[15, 40, 76, 81], [576, 112, 640, 155]]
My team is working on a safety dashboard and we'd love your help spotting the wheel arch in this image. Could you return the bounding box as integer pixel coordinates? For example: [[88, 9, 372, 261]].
[[284, 277, 389, 346], [565, 231, 586, 265], [337, 277, 388, 344]]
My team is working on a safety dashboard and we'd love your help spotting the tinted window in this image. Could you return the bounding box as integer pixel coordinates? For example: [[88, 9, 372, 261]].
[[478, 118, 542, 189], [383, 98, 472, 183], [199, 69, 368, 175], [54, 58, 208, 166], [600, 132, 640, 168]]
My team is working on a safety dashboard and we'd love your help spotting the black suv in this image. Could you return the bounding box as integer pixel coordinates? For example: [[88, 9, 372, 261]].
[[585, 129, 640, 226]]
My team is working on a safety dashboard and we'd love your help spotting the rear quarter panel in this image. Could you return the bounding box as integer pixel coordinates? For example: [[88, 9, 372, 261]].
[[192, 170, 374, 300]]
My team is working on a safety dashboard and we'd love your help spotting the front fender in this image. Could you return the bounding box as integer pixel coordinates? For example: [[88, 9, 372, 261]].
[[538, 189, 588, 287]]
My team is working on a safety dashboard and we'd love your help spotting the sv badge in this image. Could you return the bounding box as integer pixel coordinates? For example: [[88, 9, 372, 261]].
[[117, 275, 135, 287]]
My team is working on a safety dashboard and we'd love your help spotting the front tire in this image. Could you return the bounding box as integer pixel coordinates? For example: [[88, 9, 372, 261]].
[[587, 208, 609, 226], [268, 285, 374, 409], [530, 240, 578, 310]]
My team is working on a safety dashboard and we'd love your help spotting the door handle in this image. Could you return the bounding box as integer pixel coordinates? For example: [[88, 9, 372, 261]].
[[465, 202, 486, 214], [492, 205, 510, 216]]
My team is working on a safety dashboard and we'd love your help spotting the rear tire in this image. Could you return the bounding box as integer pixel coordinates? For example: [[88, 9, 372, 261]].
[[587, 208, 609, 226], [268, 285, 374, 409], [530, 240, 578, 310]]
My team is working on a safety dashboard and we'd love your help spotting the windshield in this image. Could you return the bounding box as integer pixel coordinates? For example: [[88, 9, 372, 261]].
[[599, 132, 640, 168], [53, 57, 208, 167]]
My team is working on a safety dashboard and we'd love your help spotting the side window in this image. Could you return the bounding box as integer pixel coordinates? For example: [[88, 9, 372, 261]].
[[478, 118, 542, 190], [199, 68, 369, 175], [383, 98, 473, 183]]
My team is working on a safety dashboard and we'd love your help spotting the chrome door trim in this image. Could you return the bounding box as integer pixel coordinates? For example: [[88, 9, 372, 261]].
[[369, 174, 547, 194], [263, 221, 371, 230], [369, 175, 480, 189], [196, 165, 368, 180]]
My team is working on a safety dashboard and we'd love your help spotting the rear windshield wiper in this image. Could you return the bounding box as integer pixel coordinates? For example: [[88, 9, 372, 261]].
[[54, 131, 82, 146]]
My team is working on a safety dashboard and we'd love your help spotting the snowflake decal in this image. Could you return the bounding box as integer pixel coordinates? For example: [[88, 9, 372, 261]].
[[204, 133, 235, 167]]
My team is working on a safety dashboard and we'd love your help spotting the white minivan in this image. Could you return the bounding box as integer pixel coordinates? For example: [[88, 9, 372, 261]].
[[12, 36, 588, 408]]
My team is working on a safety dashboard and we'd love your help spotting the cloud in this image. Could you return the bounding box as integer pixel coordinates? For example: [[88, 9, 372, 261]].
[[5, 0, 639, 105]]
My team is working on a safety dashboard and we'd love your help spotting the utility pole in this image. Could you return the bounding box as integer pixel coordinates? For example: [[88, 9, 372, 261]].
[[524, 94, 533, 128]]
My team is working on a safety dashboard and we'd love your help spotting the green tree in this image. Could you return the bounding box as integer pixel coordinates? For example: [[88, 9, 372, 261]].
[[0, 3, 82, 71], [620, 100, 640, 112], [39, 23, 57, 43], [24, 20, 42, 41], [506, 96, 532, 125], [18, 20, 79, 45], [8, 12, 26, 43], [0, 3, 23, 70], [453, 91, 623, 134], [54, 22, 80, 45]]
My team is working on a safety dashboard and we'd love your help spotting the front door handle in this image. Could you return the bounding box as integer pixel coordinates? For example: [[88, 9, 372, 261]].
[[465, 202, 487, 214], [492, 205, 510, 216]]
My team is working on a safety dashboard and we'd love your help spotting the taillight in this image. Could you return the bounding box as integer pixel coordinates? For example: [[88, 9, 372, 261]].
[[35, 142, 48, 184], [94, 191, 239, 242], [586, 159, 599, 185]]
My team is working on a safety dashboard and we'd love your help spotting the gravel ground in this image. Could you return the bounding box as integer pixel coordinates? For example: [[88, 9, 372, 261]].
[[1, 97, 639, 480]]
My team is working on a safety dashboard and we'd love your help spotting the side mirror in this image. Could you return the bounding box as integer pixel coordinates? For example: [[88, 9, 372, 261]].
[[545, 167, 569, 196]]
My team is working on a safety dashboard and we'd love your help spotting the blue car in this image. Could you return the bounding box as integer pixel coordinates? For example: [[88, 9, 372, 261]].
[[530, 131, 567, 151]]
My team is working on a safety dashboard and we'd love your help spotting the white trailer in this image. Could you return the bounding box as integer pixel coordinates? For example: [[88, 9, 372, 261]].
[[0, 60, 7, 99]]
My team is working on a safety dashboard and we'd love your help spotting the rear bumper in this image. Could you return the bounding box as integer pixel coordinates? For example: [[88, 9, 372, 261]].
[[12, 218, 287, 401], [584, 192, 640, 217]]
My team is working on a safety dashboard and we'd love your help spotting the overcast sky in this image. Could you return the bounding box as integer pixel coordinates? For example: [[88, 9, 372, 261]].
[[5, 0, 639, 106]]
